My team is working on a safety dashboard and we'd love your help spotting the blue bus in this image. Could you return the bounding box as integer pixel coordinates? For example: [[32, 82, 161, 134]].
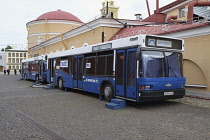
[[22, 55, 47, 83], [46, 35, 185, 102]]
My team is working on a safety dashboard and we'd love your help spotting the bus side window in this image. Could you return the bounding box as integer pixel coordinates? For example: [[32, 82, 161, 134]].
[[84, 57, 96, 75], [97, 56, 106, 75], [55, 59, 60, 70], [106, 55, 113, 76]]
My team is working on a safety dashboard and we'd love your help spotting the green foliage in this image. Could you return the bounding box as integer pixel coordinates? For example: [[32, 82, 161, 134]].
[[1, 45, 13, 51]]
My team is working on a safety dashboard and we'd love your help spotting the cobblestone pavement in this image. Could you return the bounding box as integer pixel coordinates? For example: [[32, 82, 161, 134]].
[[0, 74, 210, 140]]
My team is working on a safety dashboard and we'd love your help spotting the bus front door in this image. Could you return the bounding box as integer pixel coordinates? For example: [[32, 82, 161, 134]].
[[73, 55, 83, 89], [116, 49, 137, 100]]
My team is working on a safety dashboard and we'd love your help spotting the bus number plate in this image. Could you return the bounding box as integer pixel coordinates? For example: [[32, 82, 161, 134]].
[[164, 92, 174, 96]]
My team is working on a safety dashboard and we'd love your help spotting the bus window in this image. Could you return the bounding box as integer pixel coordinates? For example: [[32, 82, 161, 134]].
[[127, 51, 136, 87], [166, 52, 182, 77], [97, 56, 106, 75], [60, 57, 68, 73], [84, 57, 96, 75], [55, 59, 60, 70], [142, 51, 165, 78], [141, 51, 183, 78], [106, 55, 113, 76], [117, 52, 124, 85]]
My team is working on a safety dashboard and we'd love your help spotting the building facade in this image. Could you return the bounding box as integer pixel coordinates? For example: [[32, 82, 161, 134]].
[[5, 49, 28, 71], [0, 52, 6, 71], [26, 0, 210, 94]]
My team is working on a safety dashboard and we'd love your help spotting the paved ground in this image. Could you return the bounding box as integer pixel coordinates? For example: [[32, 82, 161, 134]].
[[0, 73, 210, 140]]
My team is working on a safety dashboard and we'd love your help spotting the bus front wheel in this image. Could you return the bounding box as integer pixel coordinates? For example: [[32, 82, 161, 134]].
[[58, 78, 64, 90], [103, 84, 113, 102]]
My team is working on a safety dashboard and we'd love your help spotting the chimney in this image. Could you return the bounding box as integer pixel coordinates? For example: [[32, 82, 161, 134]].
[[135, 14, 142, 21], [156, 0, 159, 13]]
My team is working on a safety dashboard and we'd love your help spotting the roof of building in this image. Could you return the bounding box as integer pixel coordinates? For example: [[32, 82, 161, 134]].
[[5, 48, 28, 52], [109, 22, 209, 41], [36, 9, 83, 23], [158, 0, 188, 12]]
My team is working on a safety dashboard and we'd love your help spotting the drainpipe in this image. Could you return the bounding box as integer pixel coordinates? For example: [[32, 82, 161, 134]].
[[60, 33, 67, 50], [188, 1, 210, 22]]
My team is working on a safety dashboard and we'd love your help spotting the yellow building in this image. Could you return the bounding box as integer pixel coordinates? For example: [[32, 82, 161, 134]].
[[5, 49, 28, 71], [27, 0, 149, 57]]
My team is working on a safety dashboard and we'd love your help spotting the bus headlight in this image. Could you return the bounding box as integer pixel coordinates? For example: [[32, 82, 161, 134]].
[[140, 85, 151, 90]]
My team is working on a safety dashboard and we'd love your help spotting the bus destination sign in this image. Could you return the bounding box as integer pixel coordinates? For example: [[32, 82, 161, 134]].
[[146, 35, 182, 50], [157, 40, 172, 48]]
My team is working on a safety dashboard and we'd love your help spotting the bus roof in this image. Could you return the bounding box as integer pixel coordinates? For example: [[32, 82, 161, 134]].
[[47, 34, 183, 59]]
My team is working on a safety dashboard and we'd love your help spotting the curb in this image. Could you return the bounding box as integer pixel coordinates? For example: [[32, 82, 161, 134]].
[[184, 95, 210, 100]]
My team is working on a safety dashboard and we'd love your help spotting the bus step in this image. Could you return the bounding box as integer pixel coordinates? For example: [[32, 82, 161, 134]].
[[105, 98, 126, 110], [44, 84, 55, 90]]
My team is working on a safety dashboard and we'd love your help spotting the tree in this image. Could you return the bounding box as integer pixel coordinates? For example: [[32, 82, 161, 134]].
[[1, 45, 12, 51]]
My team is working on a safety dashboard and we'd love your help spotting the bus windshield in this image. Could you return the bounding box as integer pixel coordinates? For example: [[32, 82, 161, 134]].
[[140, 51, 183, 78]]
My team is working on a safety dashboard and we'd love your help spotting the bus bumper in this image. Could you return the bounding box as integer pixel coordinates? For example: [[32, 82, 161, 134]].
[[138, 89, 185, 102]]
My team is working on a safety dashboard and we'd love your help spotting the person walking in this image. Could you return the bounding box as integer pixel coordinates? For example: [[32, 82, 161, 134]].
[[7, 69, 10, 75], [4, 69, 6, 75], [14, 69, 17, 75]]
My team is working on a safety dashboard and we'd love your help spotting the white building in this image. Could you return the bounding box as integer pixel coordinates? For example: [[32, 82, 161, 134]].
[[0, 51, 6, 71]]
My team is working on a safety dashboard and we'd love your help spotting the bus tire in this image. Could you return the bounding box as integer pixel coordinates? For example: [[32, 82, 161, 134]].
[[103, 83, 113, 102], [57, 77, 64, 90]]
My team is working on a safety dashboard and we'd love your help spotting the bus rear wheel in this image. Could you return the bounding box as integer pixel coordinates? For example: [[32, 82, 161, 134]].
[[58, 78, 64, 90], [103, 84, 113, 102]]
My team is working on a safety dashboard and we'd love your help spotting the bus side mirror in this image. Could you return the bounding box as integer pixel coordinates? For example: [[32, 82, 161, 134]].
[[136, 47, 142, 61]]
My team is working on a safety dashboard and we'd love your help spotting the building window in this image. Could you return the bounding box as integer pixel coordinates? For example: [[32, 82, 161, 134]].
[[12, 53, 15, 57], [24, 53, 26, 57], [20, 53, 22, 57], [13, 66, 15, 70], [12, 58, 15, 63], [16, 58, 19, 63], [16, 53, 19, 57], [179, 7, 185, 18], [8, 58, 11, 63], [110, 12, 114, 18], [8, 53, 11, 57], [9, 66, 11, 69]]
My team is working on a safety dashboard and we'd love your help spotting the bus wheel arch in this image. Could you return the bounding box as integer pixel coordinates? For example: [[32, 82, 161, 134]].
[[100, 80, 114, 102], [57, 76, 64, 90]]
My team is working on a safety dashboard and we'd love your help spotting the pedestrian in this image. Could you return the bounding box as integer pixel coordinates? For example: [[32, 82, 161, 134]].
[[19, 69, 21, 74], [14, 69, 17, 75], [7, 69, 10, 75], [4, 69, 6, 75]]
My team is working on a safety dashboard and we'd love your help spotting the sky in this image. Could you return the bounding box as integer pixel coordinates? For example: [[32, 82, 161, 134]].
[[0, 0, 175, 50]]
